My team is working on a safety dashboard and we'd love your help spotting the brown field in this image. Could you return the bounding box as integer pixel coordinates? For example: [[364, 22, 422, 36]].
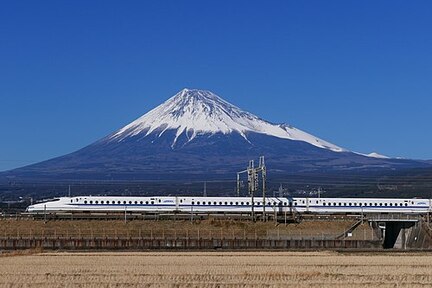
[[0, 218, 376, 240], [1, 251, 432, 287]]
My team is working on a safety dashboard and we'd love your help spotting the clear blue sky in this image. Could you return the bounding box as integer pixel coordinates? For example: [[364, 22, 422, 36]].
[[1, 1, 431, 171]]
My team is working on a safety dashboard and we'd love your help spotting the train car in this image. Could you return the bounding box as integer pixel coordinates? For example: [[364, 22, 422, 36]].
[[26, 195, 432, 215]]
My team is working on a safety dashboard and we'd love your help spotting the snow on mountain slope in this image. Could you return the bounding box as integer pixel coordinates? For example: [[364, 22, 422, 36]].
[[110, 88, 345, 152]]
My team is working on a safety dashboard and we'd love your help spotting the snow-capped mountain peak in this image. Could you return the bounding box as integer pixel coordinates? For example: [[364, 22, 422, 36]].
[[110, 88, 345, 152]]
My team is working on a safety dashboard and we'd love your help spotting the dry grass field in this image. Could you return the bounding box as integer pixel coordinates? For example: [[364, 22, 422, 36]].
[[1, 251, 432, 287], [0, 218, 376, 240]]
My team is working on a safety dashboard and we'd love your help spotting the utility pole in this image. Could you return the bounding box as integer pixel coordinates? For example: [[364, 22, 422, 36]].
[[237, 156, 266, 222], [259, 156, 266, 221], [203, 182, 207, 197]]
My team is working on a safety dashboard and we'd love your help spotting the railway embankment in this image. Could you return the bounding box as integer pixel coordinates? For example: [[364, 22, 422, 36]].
[[0, 218, 384, 250]]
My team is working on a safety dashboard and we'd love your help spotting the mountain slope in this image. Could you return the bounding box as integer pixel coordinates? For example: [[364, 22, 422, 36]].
[[2, 88, 430, 182]]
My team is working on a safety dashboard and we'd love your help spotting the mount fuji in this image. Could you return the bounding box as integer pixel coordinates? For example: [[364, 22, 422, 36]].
[[2, 89, 430, 181]]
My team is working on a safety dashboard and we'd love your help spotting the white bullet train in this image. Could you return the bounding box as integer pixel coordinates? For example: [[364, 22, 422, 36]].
[[26, 195, 432, 215]]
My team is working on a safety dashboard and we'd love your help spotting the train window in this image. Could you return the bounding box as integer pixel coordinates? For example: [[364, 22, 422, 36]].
[[129, 201, 132, 204], [344, 203, 346, 206], [95, 201, 99, 204], [384, 203, 387, 206], [214, 201, 217, 205], [84, 200, 87, 204], [284, 202, 287, 206], [191, 201, 194, 205], [220, 202, 223, 205], [339, 203, 342, 206], [400, 203, 403, 206], [70, 199, 73, 203], [180, 200, 183, 203], [159, 199, 161, 203], [369, 203, 372, 206], [230, 202, 233, 205], [76, 198, 78, 202], [278, 202, 282, 206], [389, 203, 392, 206], [146, 201, 149, 205], [359, 203, 362, 207], [151, 201, 154, 205], [111, 201, 114, 204], [374, 203, 377, 206], [90, 201, 93, 204], [241, 202, 244, 205], [412, 201, 414, 205], [117, 201, 120, 204], [202, 201, 206, 205], [123, 201, 126, 204], [140, 201, 143, 204], [302, 201, 305, 204], [235, 202, 238, 205], [323, 203, 326, 206], [134, 201, 138, 204], [405, 203, 408, 206], [294, 202, 297, 206], [101, 201, 104, 204], [197, 201, 200, 205], [348, 203, 351, 206], [316, 201, 318, 204], [224, 202, 228, 205]]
